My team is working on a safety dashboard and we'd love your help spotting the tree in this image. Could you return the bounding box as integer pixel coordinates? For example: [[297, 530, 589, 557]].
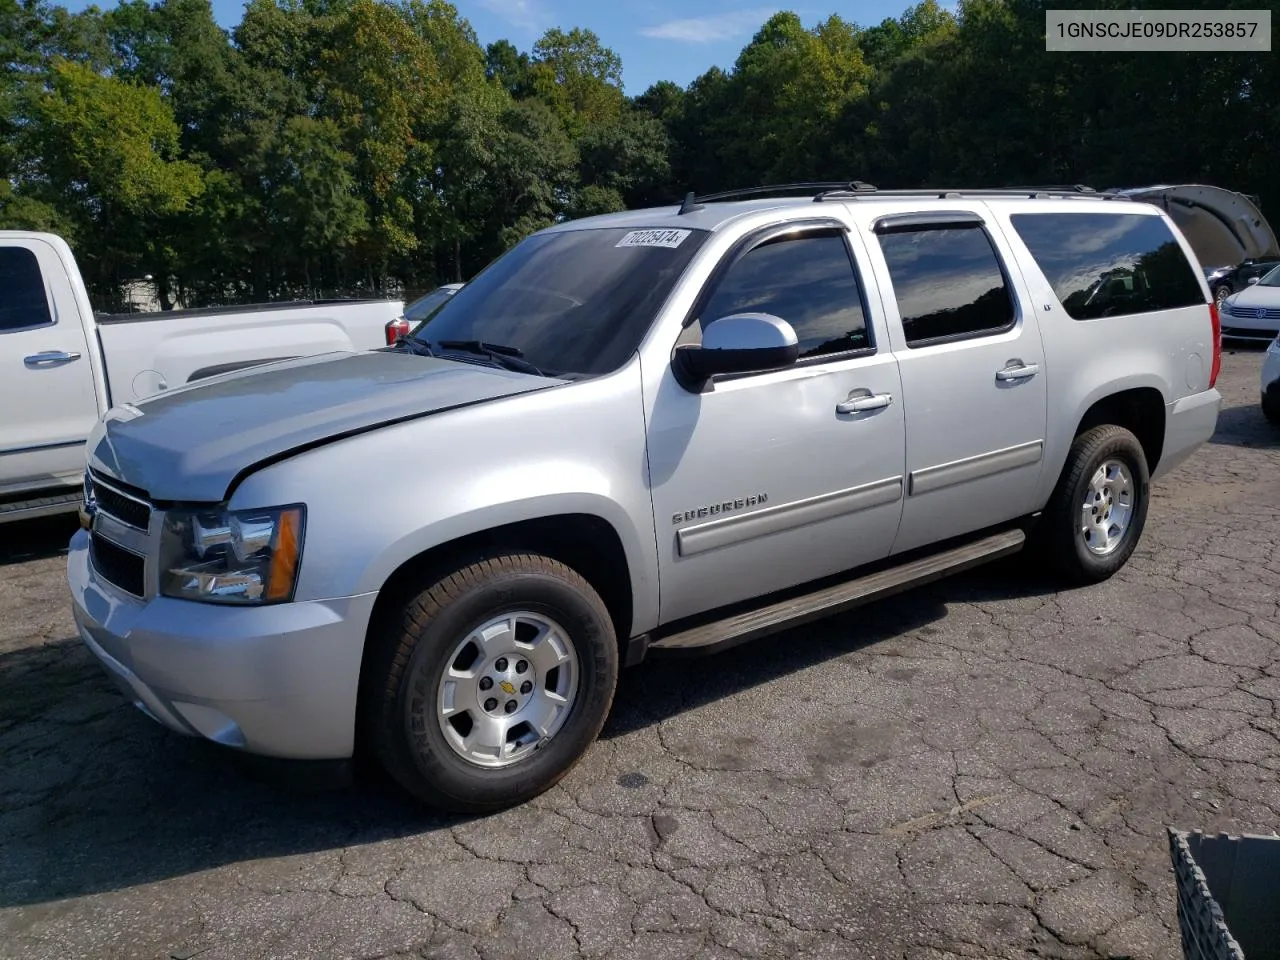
[[527, 27, 625, 138], [29, 57, 204, 304], [485, 38, 531, 98], [576, 108, 673, 208]]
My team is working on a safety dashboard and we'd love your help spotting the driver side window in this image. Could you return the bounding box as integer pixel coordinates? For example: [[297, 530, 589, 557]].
[[682, 232, 871, 359]]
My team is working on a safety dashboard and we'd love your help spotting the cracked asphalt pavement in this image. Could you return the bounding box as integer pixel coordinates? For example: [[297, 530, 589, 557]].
[[3, 349, 1279, 960]]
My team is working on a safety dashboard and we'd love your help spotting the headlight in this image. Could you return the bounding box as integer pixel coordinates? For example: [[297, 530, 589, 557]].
[[160, 505, 305, 604]]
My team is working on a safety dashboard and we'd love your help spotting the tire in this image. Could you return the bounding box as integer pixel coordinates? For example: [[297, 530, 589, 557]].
[[1038, 425, 1150, 585], [1214, 283, 1232, 309], [1264, 393, 1280, 426], [366, 552, 618, 813]]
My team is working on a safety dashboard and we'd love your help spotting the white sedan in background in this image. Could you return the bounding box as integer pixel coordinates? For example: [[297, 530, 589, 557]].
[[1263, 331, 1280, 424], [1221, 264, 1280, 344]]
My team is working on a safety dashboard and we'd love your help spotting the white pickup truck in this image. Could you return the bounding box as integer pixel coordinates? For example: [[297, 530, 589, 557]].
[[0, 231, 406, 523]]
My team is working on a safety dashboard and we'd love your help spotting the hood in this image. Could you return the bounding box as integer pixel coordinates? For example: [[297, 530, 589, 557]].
[[1110, 184, 1280, 268], [88, 350, 562, 502], [1226, 278, 1280, 307]]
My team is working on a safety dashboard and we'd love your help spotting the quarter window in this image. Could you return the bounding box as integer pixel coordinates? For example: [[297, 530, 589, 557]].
[[0, 247, 53, 332], [1008, 212, 1204, 320], [693, 232, 871, 359], [877, 225, 1015, 346]]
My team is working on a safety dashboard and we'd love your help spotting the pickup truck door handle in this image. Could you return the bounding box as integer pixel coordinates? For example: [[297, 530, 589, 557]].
[[995, 362, 1040, 382], [24, 350, 82, 368], [836, 392, 894, 415]]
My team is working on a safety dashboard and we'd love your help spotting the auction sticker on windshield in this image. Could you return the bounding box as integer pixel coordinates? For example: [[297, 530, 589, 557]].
[[616, 229, 692, 249]]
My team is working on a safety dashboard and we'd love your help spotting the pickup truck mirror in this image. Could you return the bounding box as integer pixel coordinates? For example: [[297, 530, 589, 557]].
[[673, 313, 800, 391]]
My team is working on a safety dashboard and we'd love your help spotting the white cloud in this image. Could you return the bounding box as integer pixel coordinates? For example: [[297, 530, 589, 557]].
[[475, 0, 544, 33], [641, 8, 778, 43]]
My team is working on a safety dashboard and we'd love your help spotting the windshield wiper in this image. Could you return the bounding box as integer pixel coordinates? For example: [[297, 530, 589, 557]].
[[437, 340, 549, 378], [392, 335, 437, 358]]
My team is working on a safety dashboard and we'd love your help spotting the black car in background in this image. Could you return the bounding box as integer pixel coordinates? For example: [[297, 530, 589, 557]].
[[1206, 257, 1280, 308]]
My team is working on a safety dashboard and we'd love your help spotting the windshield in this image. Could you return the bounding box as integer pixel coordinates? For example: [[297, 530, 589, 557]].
[[410, 226, 710, 377], [404, 286, 459, 323], [1259, 264, 1280, 287]]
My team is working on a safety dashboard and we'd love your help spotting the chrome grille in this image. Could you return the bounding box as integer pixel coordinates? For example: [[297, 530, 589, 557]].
[[88, 472, 152, 530], [86, 471, 153, 597], [1225, 304, 1280, 320], [89, 534, 145, 597]]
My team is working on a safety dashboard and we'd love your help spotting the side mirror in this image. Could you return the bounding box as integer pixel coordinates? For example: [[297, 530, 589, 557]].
[[1248, 276, 1261, 285], [673, 313, 799, 391]]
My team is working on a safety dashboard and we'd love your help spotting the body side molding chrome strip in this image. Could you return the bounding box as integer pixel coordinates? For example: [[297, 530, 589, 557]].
[[909, 439, 1043, 496], [676, 475, 904, 558]]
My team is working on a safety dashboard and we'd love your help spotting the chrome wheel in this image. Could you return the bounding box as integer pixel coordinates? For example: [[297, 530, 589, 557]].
[[435, 611, 579, 769], [1215, 285, 1231, 308], [1080, 459, 1134, 556]]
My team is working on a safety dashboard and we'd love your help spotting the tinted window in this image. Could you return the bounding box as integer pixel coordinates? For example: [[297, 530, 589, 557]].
[[404, 286, 458, 323], [694, 233, 870, 358], [0, 247, 53, 332], [1259, 265, 1280, 287], [1009, 212, 1203, 320], [412, 226, 709, 377], [877, 226, 1014, 345]]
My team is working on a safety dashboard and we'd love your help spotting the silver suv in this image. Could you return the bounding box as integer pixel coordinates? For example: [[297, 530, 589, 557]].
[[68, 184, 1223, 812]]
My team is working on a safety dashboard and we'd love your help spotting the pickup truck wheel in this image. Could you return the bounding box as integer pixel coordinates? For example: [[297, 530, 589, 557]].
[[1040, 425, 1150, 585], [368, 553, 618, 813]]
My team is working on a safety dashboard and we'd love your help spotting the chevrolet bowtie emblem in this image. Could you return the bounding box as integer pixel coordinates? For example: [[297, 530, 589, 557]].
[[499, 680, 516, 695]]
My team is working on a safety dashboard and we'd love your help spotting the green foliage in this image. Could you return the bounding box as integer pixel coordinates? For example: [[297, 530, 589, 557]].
[[1, 0, 1275, 309], [35, 57, 204, 215]]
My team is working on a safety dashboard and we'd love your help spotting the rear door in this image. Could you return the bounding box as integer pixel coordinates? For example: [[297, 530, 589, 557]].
[[0, 240, 100, 492], [858, 206, 1049, 554]]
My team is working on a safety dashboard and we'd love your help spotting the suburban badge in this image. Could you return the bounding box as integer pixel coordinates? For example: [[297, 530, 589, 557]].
[[672, 494, 769, 525]]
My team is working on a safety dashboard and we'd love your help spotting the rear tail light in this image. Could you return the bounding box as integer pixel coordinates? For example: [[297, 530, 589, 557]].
[[385, 317, 410, 346], [1208, 301, 1222, 388]]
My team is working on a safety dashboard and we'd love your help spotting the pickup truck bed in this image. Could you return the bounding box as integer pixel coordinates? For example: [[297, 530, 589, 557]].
[[0, 230, 405, 518]]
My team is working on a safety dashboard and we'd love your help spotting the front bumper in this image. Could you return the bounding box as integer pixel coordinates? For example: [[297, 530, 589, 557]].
[[1152, 388, 1222, 481], [1220, 308, 1280, 343], [1262, 337, 1280, 407], [68, 529, 377, 759]]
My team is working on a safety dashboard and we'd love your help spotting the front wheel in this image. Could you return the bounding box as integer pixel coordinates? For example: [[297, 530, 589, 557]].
[[1214, 283, 1232, 309], [1038, 425, 1151, 585], [366, 552, 619, 813]]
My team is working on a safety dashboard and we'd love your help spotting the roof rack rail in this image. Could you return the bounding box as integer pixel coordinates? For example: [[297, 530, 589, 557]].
[[678, 181, 877, 214], [814, 184, 1118, 202]]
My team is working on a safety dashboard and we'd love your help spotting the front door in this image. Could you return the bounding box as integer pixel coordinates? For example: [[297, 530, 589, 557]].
[[645, 220, 907, 625], [0, 241, 100, 492], [863, 209, 1049, 554]]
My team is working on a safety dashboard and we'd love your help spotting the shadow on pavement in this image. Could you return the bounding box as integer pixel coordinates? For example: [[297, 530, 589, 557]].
[[1209, 402, 1280, 450], [0, 554, 1059, 909], [604, 556, 1061, 740], [0, 514, 80, 567]]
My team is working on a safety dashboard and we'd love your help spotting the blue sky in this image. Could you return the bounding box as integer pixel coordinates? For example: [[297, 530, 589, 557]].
[[52, 0, 921, 94]]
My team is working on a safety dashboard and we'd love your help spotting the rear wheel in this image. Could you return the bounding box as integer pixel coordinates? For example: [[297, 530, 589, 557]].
[[1214, 283, 1232, 309], [1038, 425, 1150, 585], [366, 552, 618, 813]]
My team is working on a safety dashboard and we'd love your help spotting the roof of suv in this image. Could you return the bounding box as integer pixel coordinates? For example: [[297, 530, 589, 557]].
[[542, 188, 1153, 236]]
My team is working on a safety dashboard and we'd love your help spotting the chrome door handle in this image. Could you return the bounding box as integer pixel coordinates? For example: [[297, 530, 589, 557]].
[[24, 350, 82, 368], [836, 392, 894, 414], [996, 363, 1039, 382]]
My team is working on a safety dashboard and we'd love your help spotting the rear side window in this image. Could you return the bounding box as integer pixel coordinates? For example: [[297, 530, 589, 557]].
[[1008, 212, 1204, 320], [0, 247, 53, 332], [877, 226, 1015, 346]]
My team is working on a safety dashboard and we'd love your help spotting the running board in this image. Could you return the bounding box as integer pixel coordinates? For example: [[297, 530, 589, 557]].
[[648, 527, 1026, 656], [0, 490, 83, 524]]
